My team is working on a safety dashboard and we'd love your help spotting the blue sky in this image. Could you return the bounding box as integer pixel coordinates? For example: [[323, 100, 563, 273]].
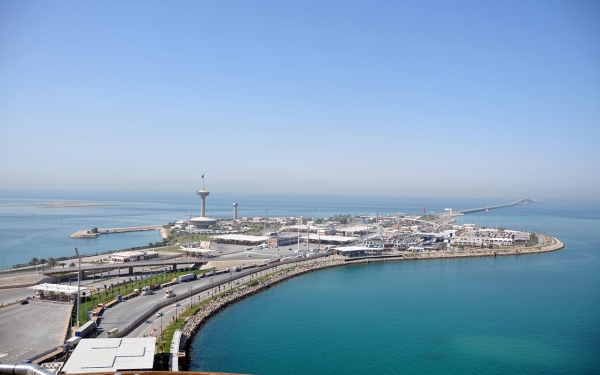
[[1, 1, 599, 199]]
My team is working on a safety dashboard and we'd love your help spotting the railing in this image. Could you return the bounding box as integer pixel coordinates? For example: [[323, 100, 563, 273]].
[[170, 330, 182, 371]]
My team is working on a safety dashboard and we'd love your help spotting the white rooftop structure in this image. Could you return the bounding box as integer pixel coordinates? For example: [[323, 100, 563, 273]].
[[28, 283, 87, 295], [334, 246, 372, 253], [213, 234, 269, 243], [189, 216, 217, 227], [300, 235, 355, 243], [61, 338, 156, 374]]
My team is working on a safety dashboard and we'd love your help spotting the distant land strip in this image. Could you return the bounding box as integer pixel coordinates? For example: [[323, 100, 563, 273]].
[[38, 202, 117, 208]]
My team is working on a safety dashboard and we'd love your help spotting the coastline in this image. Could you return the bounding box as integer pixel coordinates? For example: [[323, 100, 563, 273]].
[[178, 235, 564, 368]]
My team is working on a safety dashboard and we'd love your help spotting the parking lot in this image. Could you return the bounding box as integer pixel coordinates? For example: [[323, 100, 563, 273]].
[[0, 300, 72, 362]]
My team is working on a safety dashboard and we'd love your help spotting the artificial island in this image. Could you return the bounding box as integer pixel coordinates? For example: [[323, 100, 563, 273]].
[[0, 183, 563, 375]]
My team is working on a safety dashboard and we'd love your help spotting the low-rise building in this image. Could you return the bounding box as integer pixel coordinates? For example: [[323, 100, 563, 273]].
[[334, 246, 385, 258], [268, 236, 298, 248], [109, 250, 158, 263]]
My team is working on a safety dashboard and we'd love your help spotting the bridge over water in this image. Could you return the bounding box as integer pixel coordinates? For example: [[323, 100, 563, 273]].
[[457, 199, 536, 215]]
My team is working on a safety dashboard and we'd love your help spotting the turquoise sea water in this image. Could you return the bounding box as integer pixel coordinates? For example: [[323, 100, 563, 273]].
[[189, 199, 600, 374]]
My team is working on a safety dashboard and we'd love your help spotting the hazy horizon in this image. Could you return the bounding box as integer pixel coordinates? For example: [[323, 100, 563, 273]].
[[1, 1, 599, 199], [1, 188, 597, 203]]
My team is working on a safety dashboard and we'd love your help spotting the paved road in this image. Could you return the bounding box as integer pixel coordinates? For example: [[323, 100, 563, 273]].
[[0, 288, 34, 306], [0, 301, 71, 363], [126, 270, 277, 339], [122, 255, 332, 339], [96, 271, 241, 336]]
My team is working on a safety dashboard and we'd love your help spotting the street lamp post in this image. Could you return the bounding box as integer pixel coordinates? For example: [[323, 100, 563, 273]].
[[75, 247, 81, 327]]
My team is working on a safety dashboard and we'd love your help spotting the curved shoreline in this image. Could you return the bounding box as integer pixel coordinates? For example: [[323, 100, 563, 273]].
[[179, 236, 564, 368]]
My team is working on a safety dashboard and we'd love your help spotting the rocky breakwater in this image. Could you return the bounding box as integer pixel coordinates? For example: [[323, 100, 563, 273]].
[[179, 259, 346, 353]]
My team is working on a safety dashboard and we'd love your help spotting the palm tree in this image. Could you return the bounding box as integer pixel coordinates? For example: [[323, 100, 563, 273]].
[[48, 257, 58, 269], [60, 263, 66, 269], [39, 259, 47, 270], [30, 257, 39, 267], [69, 262, 75, 267]]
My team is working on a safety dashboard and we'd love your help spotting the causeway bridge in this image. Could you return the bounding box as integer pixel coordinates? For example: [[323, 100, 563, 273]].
[[458, 199, 536, 215], [41, 257, 205, 278]]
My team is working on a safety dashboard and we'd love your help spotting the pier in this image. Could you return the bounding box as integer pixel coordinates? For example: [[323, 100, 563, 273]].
[[69, 225, 163, 238]]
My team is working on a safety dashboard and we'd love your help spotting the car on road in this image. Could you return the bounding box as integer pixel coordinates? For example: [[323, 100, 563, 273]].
[[20, 300, 29, 305], [156, 312, 164, 317], [174, 302, 180, 307], [234, 281, 240, 285]]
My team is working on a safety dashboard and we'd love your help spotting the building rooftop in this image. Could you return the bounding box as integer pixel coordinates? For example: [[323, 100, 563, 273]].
[[27, 283, 87, 295], [213, 234, 269, 243], [300, 235, 355, 243], [61, 338, 156, 374]]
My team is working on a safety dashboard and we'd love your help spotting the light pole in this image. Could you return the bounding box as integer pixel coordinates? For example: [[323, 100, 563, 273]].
[[75, 247, 81, 327], [157, 311, 164, 351]]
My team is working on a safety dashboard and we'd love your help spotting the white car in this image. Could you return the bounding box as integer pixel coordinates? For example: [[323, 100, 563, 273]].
[[174, 302, 180, 307]]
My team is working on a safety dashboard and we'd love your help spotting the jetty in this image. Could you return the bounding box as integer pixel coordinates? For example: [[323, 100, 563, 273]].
[[458, 198, 536, 215], [69, 225, 163, 238]]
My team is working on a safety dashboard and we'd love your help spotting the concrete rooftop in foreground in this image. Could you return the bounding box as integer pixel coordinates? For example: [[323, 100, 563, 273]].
[[62, 338, 156, 374]]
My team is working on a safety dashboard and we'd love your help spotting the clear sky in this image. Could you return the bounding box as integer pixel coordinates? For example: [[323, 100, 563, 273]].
[[1, 1, 599, 199]]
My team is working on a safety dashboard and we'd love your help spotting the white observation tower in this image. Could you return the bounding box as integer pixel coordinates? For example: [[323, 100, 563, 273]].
[[189, 175, 217, 228]]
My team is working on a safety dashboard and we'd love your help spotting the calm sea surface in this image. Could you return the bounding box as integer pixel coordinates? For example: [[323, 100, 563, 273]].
[[188, 199, 600, 374]]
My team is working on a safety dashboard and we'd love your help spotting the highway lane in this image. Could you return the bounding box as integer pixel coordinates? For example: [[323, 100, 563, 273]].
[[96, 266, 274, 336], [127, 270, 272, 339], [0, 288, 34, 306], [99, 257, 332, 337]]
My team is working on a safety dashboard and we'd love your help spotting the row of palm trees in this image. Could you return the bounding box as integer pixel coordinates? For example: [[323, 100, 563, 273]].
[[29, 257, 73, 269]]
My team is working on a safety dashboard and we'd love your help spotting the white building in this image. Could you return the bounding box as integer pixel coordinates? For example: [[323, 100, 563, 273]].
[[109, 250, 158, 263]]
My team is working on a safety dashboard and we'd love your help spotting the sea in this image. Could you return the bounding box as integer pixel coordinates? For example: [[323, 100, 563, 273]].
[[187, 198, 600, 374], [1, 191, 599, 373]]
